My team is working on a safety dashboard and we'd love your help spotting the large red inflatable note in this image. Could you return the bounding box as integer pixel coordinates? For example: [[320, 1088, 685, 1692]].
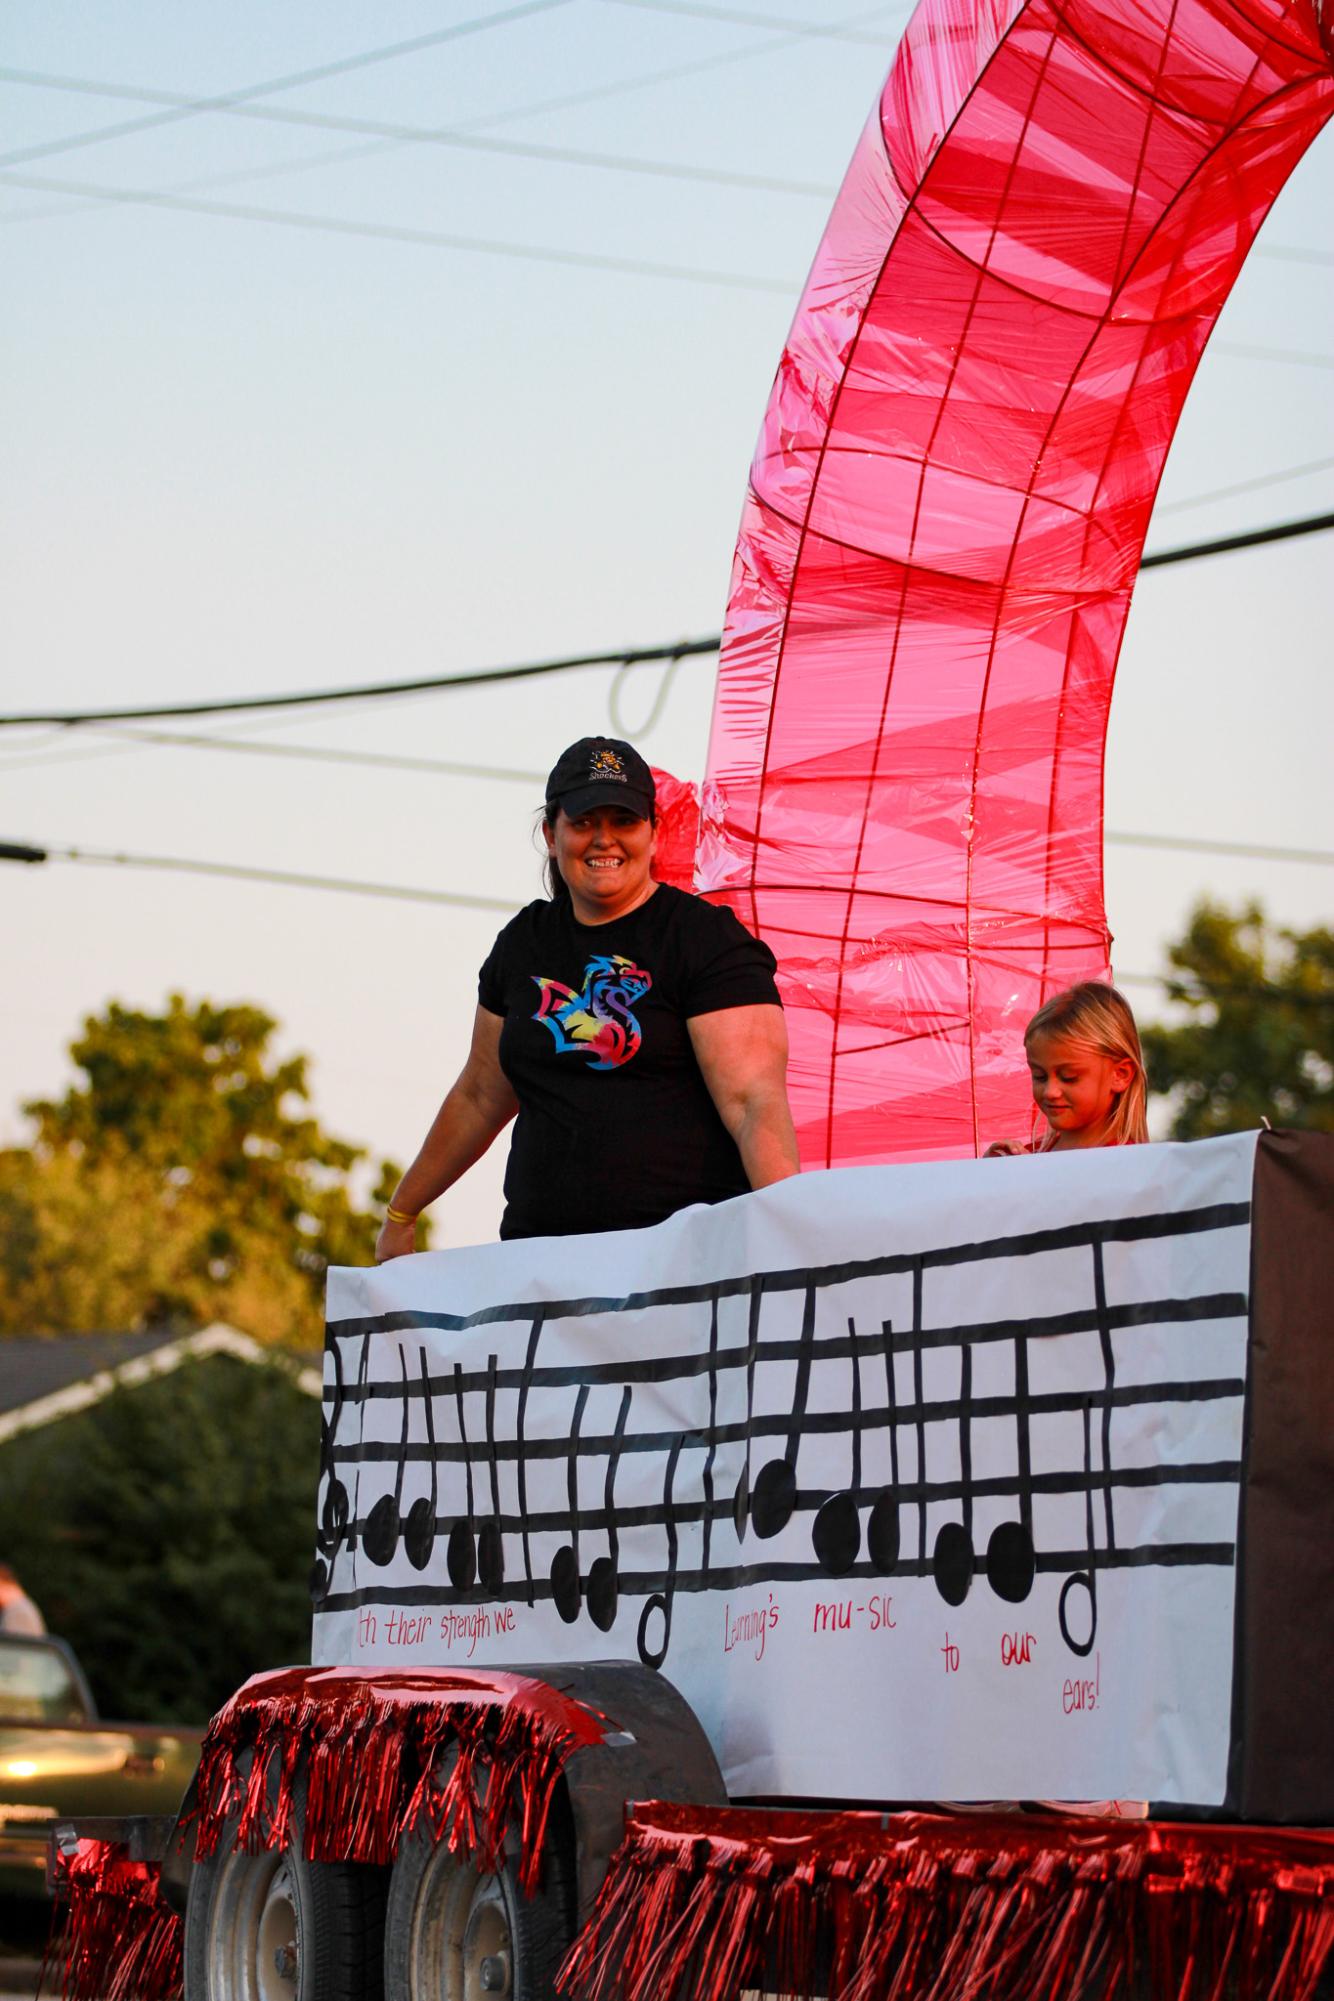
[[697, 0, 1333, 1166]]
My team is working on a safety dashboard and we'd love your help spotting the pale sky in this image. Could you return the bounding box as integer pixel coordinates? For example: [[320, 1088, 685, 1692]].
[[3, 0, 1331, 1257]]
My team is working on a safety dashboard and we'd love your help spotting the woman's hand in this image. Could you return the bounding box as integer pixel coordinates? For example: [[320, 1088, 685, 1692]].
[[984, 1138, 1027, 1158], [375, 1214, 418, 1263]]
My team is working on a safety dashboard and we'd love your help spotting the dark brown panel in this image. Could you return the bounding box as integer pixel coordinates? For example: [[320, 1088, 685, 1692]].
[[1231, 1129, 1334, 1823]]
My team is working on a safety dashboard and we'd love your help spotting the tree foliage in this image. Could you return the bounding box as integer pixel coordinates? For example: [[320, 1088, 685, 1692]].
[[0, 1357, 317, 1723], [0, 996, 423, 1346], [1142, 901, 1334, 1139]]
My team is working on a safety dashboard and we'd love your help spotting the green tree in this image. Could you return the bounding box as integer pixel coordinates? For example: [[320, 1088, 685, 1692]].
[[1142, 900, 1334, 1139], [0, 995, 423, 1346], [0, 1357, 318, 1723]]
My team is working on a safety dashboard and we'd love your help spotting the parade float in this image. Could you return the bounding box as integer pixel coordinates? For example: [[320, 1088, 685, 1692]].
[[49, 0, 1334, 1995]]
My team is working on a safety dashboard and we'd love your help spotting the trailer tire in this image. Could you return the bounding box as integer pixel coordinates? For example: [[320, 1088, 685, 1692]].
[[183, 1779, 386, 2001], [383, 1818, 574, 2001]]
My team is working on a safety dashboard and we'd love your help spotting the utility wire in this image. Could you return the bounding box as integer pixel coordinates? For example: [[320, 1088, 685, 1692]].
[[2, 507, 1331, 734], [1137, 506, 1334, 569], [0, 169, 797, 292], [7, 163, 1331, 359], [10, 725, 1334, 872], [0, 3, 899, 229], [0, 638, 718, 731], [0, 0, 575, 173], [0, 64, 836, 201], [1155, 453, 1334, 514], [4, 840, 1331, 1006], [599, 0, 905, 41], [7, 843, 516, 915]]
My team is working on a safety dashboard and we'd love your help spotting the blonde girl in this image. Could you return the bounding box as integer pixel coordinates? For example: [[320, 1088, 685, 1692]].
[[986, 981, 1148, 1157]]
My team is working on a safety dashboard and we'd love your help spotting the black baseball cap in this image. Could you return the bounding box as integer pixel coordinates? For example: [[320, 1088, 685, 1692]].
[[545, 737, 655, 820]]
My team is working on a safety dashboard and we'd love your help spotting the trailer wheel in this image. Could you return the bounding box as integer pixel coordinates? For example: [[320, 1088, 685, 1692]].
[[383, 1823, 573, 2001], [183, 1783, 386, 2001]]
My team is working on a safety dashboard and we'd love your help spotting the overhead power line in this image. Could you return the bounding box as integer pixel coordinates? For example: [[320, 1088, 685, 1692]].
[[0, 638, 718, 731], [1155, 453, 1334, 514], [4, 841, 1332, 1005], [0, 0, 574, 173], [0, 169, 796, 292], [0, 64, 835, 201], [9, 843, 516, 915], [599, 0, 905, 41], [9, 726, 1332, 872], [0, 2, 899, 230], [1138, 507, 1334, 569], [2, 505, 1331, 734]]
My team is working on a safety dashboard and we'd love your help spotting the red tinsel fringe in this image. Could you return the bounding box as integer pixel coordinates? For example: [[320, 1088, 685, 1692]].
[[46, 1837, 183, 2001], [557, 1806, 1334, 2001], [191, 1664, 604, 1895]]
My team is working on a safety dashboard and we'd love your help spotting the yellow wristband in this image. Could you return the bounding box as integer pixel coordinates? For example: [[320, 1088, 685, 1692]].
[[385, 1205, 417, 1226]]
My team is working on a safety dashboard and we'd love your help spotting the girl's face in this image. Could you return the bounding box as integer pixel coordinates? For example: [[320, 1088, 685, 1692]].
[[1026, 1032, 1136, 1148]]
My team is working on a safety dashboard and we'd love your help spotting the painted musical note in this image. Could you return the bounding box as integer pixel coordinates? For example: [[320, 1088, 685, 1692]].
[[811, 1317, 863, 1578], [585, 1386, 632, 1633], [732, 1278, 763, 1540], [550, 1384, 590, 1625], [1059, 1398, 1099, 1658], [403, 1349, 437, 1573], [477, 1354, 505, 1595], [636, 1436, 683, 1670], [932, 1324, 974, 1608], [866, 1317, 900, 1575], [751, 1284, 816, 1540], [447, 1361, 477, 1592], [515, 1313, 544, 1608], [363, 1348, 411, 1568], [985, 1317, 1035, 1605], [310, 1335, 354, 1605]]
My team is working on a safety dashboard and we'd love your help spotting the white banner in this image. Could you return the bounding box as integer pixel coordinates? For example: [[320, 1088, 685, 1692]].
[[314, 1133, 1256, 1806]]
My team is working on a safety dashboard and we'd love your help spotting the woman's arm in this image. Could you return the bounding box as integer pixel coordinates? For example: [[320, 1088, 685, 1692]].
[[688, 1003, 800, 1190], [375, 1007, 519, 1262]]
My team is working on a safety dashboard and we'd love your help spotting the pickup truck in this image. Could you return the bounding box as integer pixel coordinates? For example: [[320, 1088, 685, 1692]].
[[0, 1632, 199, 1899]]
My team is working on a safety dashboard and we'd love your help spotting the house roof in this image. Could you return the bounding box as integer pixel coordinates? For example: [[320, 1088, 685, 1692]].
[[0, 1324, 322, 1444]]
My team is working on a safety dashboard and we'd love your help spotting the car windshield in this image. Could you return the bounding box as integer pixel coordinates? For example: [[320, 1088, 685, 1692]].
[[0, 1639, 87, 1724]]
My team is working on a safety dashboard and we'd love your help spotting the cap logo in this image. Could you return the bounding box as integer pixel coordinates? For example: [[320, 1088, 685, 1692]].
[[589, 748, 626, 782]]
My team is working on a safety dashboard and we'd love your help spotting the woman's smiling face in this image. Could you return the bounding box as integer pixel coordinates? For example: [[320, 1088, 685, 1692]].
[[545, 804, 656, 922]]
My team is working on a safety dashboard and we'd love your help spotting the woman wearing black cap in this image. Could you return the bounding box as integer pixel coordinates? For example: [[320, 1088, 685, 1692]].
[[376, 736, 798, 1256]]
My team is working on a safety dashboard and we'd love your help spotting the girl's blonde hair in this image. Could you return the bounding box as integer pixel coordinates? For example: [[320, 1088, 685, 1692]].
[[1024, 981, 1149, 1146]]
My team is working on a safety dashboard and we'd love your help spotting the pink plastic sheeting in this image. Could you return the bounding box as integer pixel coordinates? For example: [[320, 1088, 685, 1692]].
[[698, 0, 1333, 1168]]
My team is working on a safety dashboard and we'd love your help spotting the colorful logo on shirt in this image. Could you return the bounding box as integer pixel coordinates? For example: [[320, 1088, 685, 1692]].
[[532, 955, 652, 1071]]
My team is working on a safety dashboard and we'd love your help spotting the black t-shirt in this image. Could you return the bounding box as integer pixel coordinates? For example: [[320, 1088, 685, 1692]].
[[478, 884, 781, 1239]]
